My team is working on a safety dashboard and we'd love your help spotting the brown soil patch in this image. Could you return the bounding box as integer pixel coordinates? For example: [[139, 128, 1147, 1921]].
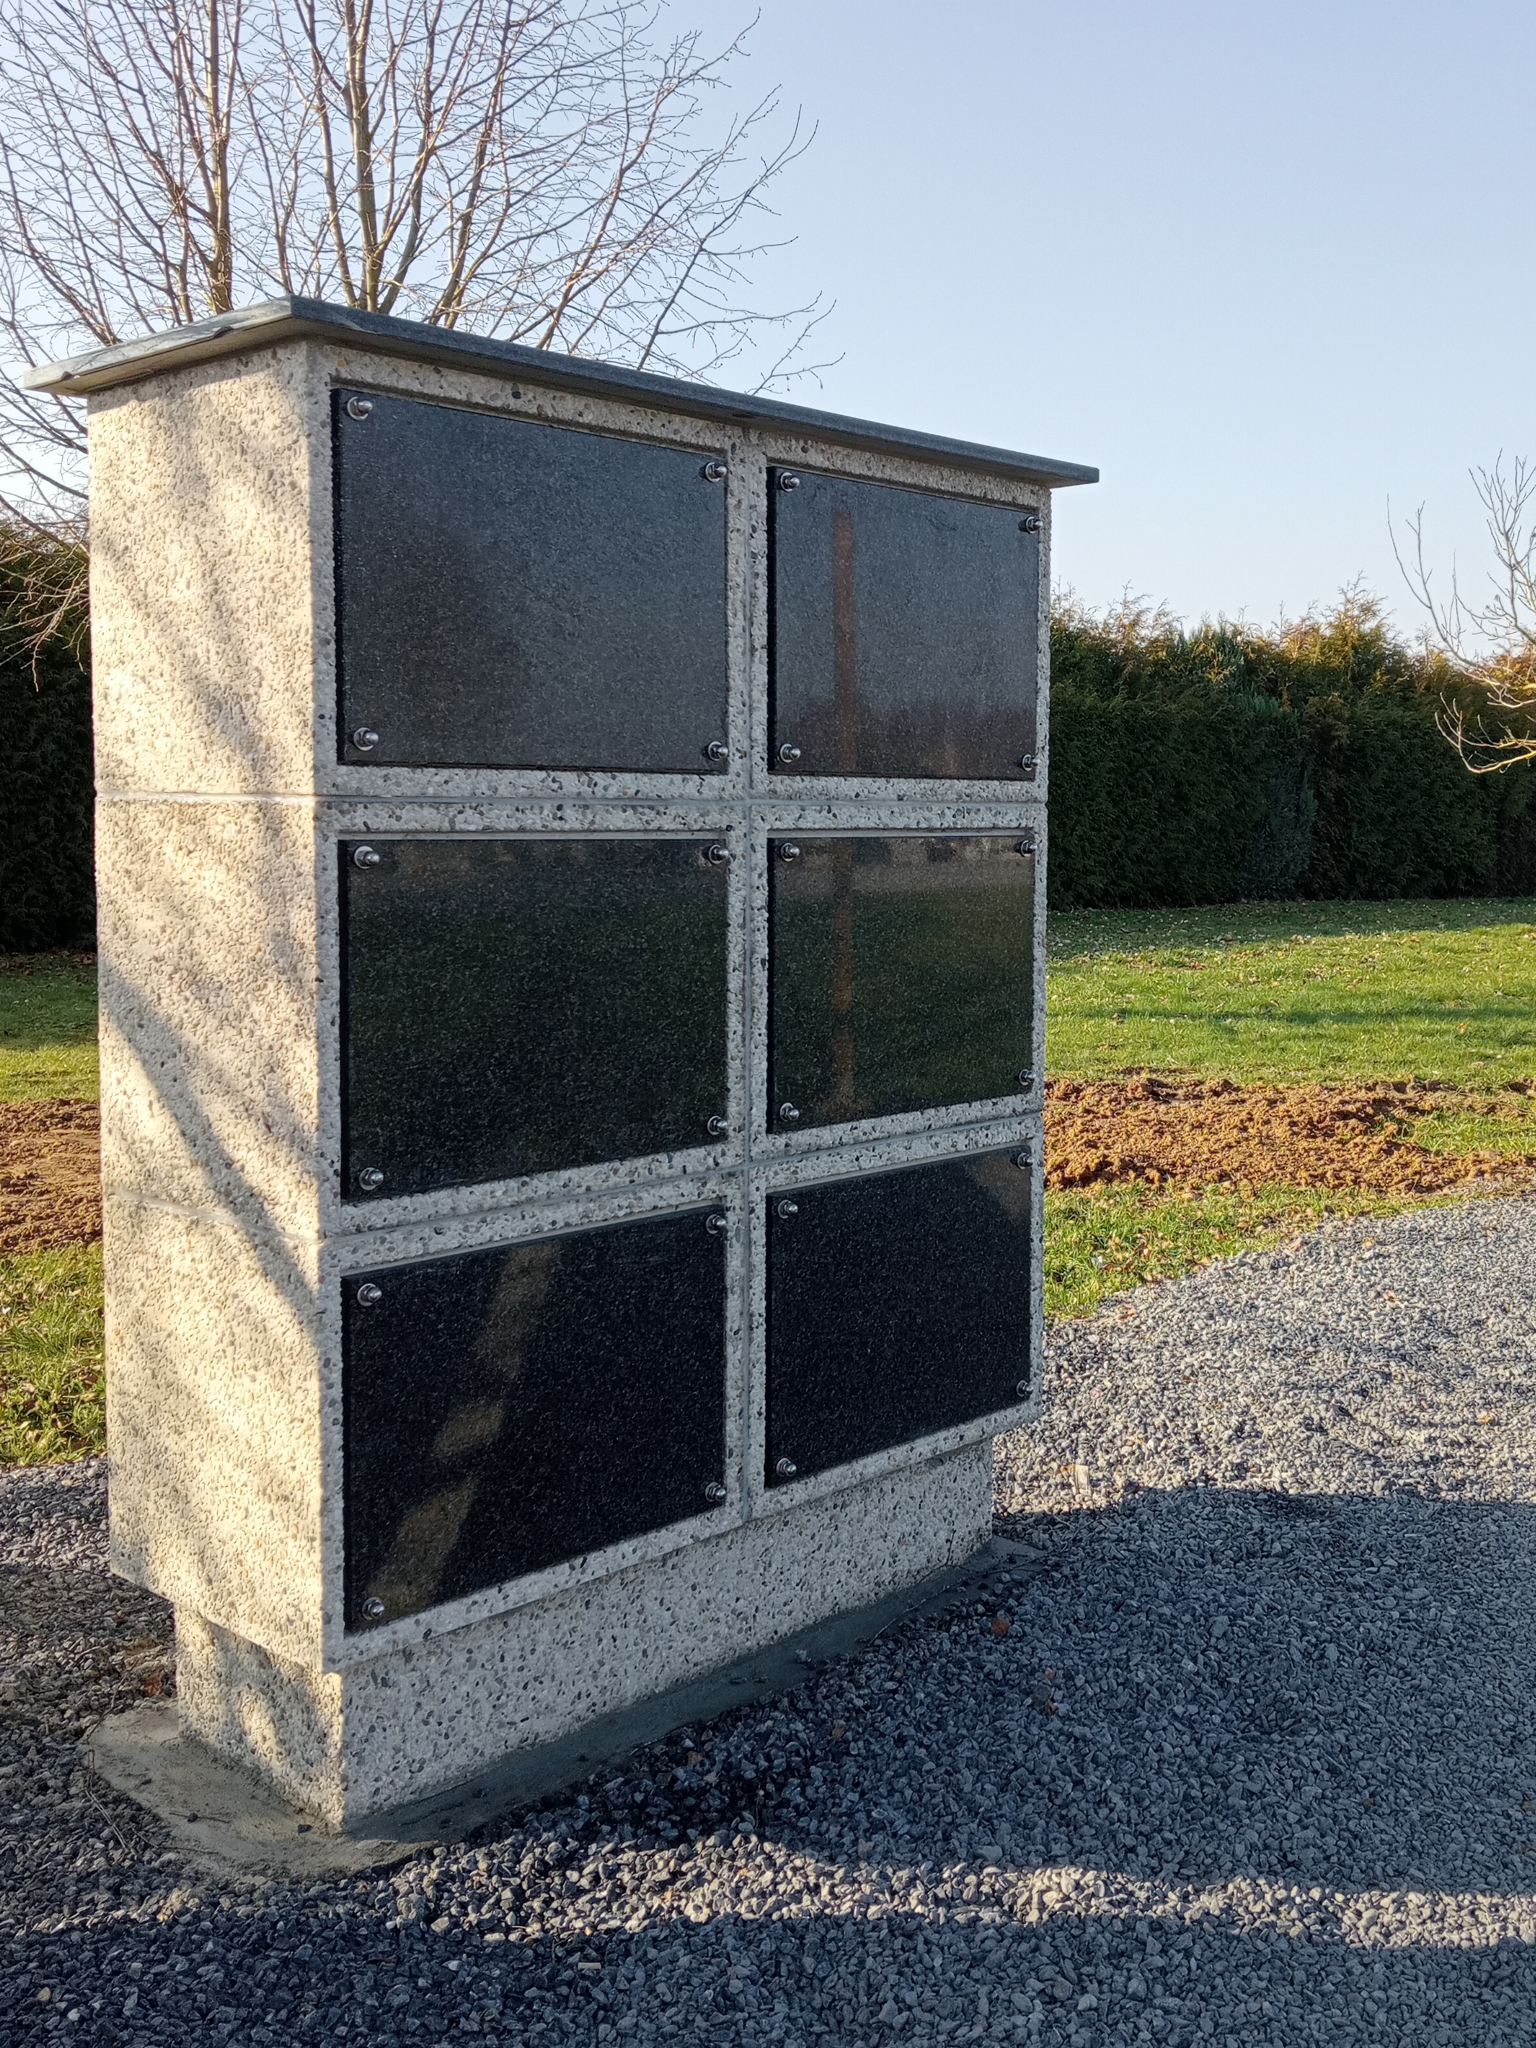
[[1045, 1076, 1533, 1195], [0, 1099, 101, 1253]]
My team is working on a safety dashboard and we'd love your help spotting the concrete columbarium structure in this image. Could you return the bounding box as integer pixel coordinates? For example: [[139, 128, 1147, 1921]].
[[28, 301, 1096, 1833]]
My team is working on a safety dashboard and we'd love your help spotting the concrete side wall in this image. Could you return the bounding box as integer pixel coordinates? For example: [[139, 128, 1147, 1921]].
[[96, 798, 328, 1239], [104, 1193, 327, 1666], [177, 1442, 993, 1827], [88, 344, 329, 798]]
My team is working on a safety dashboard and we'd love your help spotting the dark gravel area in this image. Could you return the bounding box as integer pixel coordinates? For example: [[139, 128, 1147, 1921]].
[[4, 1198, 1536, 2044]]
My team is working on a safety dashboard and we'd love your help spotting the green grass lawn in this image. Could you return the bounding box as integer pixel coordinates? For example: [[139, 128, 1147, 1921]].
[[0, 951, 99, 1101], [1043, 897, 1536, 1318], [1047, 896, 1536, 1085], [0, 1244, 105, 1464]]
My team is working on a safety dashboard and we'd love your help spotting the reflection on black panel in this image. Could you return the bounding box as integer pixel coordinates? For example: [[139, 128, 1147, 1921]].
[[769, 836, 1034, 1130], [343, 837, 729, 1197], [766, 1153, 1031, 1485], [344, 1210, 728, 1628], [769, 469, 1038, 780], [334, 390, 729, 770]]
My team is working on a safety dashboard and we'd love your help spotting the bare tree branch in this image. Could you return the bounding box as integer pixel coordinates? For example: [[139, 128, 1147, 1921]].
[[1392, 455, 1536, 770], [0, 0, 830, 553]]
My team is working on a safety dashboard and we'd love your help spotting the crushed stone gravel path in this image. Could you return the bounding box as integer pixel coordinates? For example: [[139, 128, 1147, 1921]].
[[4, 1195, 1536, 2044]]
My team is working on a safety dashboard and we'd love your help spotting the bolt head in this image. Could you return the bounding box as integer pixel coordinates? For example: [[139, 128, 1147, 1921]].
[[353, 844, 381, 868], [704, 1211, 728, 1235], [777, 472, 801, 491], [350, 727, 380, 751], [775, 1197, 799, 1219], [1015, 1380, 1030, 1399], [705, 842, 731, 865], [704, 1481, 727, 1504], [777, 743, 803, 766], [362, 1597, 385, 1619], [706, 1114, 728, 1137], [701, 459, 728, 483], [778, 1102, 801, 1123], [1016, 1069, 1035, 1089], [346, 396, 374, 421], [1014, 839, 1032, 855], [355, 1282, 383, 1307], [1012, 1151, 1030, 1171], [357, 1166, 385, 1192], [704, 739, 729, 763], [1019, 513, 1041, 533], [778, 841, 802, 862], [774, 1457, 798, 1479], [1019, 754, 1039, 772]]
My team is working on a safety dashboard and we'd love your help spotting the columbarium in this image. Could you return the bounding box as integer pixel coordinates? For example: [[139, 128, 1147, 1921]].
[[29, 302, 1096, 1828]]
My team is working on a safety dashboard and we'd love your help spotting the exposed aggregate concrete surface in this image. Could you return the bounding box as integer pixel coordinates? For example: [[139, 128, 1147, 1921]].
[[4, 1196, 1536, 2045]]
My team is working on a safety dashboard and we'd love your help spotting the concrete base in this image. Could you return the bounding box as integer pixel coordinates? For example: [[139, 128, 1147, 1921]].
[[93, 1534, 1044, 1877], [172, 1442, 996, 1828]]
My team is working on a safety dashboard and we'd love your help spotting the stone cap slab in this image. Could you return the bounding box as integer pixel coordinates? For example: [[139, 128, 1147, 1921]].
[[22, 296, 1099, 491]]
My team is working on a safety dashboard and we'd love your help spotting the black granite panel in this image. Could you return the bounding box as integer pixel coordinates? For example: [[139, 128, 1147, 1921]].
[[343, 836, 729, 1197], [769, 468, 1038, 780], [766, 1152, 1030, 1486], [344, 1210, 728, 1627], [334, 389, 729, 769], [769, 835, 1034, 1131]]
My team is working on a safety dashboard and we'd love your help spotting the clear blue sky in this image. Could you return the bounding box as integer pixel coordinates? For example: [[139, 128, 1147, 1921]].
[[673, 0, 1536, 632]]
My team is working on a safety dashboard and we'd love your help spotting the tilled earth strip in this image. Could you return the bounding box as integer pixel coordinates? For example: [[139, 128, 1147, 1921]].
[[4, 1199, 1536, 2045], [1045, 1076, 1534, 1195]]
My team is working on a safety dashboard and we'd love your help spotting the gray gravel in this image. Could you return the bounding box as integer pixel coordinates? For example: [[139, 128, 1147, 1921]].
[[5, 1195, 1536, 2044]]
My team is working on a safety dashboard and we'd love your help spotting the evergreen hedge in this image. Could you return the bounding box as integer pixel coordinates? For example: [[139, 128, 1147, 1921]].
[[0, 531, 94, 951], [1047, 593, 1536, 907]]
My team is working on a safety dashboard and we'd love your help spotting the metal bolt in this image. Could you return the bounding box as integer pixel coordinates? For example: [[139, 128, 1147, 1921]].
[[1014, 839, 1033, 856], [777, 743, 802, 765], [704, 1211, 728, 1235], [778, 841, 802, 862], [706, 842, 732, 865], [778, 1102, 801, 1123], [1019, 513, 1041, 533], [1019, 754, 1039, 773], [704, 739, 729, 764], [777, 472, 801, 492], [353, 844, 381, 868], [707, 1115, 729, 1137], [775, 1457, 798, 1478], [350, 726, 380, 751], [346, 396, 374, 421], [704, 1481, 727, 1503], [775, 1197, 799, 1219], [1016, 1069, 1035, 1088], [355, 1282, 383, 1307], [362, 1597, 385, 1618], [1012, 1151, 1030, 1171], [357, 1166, 385, 1192], [701, 459, 729, 483], [1015, 1379, 1029, 1398]]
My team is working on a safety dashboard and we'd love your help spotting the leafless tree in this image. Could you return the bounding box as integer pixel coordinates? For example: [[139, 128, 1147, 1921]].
[[0, 0, 822, 580], [1392, 456, 1536, 769]]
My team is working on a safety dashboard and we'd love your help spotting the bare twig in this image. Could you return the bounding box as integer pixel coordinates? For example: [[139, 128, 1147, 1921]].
[[1392, 457, 1536, 770], [0, 0, 825, 576]]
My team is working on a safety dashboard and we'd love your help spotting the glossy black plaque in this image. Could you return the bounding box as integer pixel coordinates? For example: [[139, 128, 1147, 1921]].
[[769, 835, 1034, 1131], [766, 1152, 1031, 1485], [343, 837, 729, 1197], [334, 390, 729, 769], [769, 468, 1039, 780], [344, 1209, 728, 1627]]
